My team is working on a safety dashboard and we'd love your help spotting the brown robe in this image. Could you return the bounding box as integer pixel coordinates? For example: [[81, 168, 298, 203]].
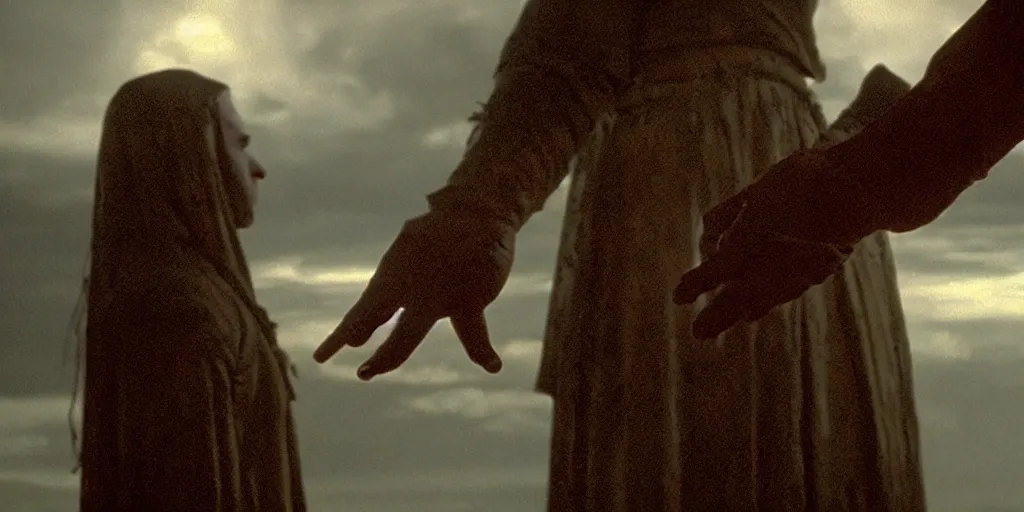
[[430, 1, 926, 510], [78, 69, 305, 511]]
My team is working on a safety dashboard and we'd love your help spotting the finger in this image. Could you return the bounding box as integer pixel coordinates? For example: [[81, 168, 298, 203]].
[[313, 287, 399, 363], [674, 253, 740, 305], [450, 312, 502, 373], [690, 281, 753, 340], [357, 308, 437, 381]]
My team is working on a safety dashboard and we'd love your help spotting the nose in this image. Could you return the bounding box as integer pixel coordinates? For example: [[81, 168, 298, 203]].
[[250, 158, 267, 180]]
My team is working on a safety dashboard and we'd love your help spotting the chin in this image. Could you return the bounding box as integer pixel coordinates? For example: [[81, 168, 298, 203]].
[[234, 210, 255, 229]]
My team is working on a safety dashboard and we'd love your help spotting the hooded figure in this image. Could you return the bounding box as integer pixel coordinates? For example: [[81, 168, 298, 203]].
[[79, 69, 305, 511]]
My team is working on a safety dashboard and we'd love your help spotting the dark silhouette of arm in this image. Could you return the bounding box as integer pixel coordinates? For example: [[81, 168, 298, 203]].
[[824, 0, 1024, 236], [427, 0, 642, 230]]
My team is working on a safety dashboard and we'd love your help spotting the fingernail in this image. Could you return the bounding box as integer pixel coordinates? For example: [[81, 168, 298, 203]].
[[484, 358, 502, 374], [357, 364, 373, 381]]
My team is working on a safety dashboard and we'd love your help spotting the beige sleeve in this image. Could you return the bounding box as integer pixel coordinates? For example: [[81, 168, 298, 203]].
[[427, 0, 642, 230]]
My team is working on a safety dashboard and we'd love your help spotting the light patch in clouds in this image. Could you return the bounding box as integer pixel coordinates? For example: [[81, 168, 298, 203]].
[[828, 0, 984, 79], [0, 396, 71, 431], [133, 12, 238, 72], [0, 396, 72, 462], [500, 339, 543, 364], [0, 435, 50, 458], [253, 259, 552, 298], [126, 0, 397, 138], [420, 121, 474, 150], [891, 232, 1023, 273], [902, 272, 1024, 321], [0, 114, 101, 158], [253, 258, 375, 290], [838, 0, 963, 33], [0, 470, 78, 491], [502, 273, 553, 297], [274, 309, 458, 355], [3, 0, 402, 160], [404, 387, 549, 433], [906, 326, 974, 361], [275, 318, 344, 351]]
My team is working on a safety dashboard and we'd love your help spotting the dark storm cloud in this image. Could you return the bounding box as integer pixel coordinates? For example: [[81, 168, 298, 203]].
[[231, 0, 557, 269], [889, 230, 1023, 278], [300, 1, 516, 124], [239, 132, 570, 279], [248, 92, 290, 118], [3, 1, 1024, 511], [233, 2, 525, 270], [913, 356, 1024, 512], [0, 1, 123, 121], [924, 151, 1024, 231], [291, 380, 550, 476], [892, 252, 1019, 278], [1, 151, 92, 397], [810, 54, 868, 112], [0, 483, 74, 512]]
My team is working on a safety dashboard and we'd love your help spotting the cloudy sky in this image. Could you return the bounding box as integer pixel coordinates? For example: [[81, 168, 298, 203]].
[[2, 0, 1021, 510]]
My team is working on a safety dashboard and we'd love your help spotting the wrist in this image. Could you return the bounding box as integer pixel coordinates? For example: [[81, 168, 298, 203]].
[[822, 81, 994, 234], [758, 149, 887, 246], [426, 184, 524, 232], [406, 204, 518, 255]]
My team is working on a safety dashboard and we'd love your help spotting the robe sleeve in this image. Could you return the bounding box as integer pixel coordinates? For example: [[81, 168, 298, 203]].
[[825, 0, 1024, 235], [426, 0, 642, 230]]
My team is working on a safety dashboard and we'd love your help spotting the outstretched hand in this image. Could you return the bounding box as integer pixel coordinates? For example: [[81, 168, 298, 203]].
[[673, 150, 859, 339], [313, 211, 515, 380]]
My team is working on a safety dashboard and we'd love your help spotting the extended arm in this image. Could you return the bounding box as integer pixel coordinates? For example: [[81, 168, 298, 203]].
[[312, 0, 645, 376], [825, 0, 1024, 237], [427, 0, 642, 230]]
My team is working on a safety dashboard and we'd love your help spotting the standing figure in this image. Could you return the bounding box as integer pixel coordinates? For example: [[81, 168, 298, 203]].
[[316, 1, 925, 510], [79, 69, 305, 511]]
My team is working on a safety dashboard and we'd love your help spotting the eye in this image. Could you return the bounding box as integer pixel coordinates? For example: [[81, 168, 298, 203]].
[[240, 134, 251, 149]]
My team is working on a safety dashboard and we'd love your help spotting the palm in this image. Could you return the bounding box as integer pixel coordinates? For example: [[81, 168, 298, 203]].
[[313, 211, 514, 380]]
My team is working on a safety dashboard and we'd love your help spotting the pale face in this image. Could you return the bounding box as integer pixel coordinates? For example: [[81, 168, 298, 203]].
[[215, 90, 266, 229]]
